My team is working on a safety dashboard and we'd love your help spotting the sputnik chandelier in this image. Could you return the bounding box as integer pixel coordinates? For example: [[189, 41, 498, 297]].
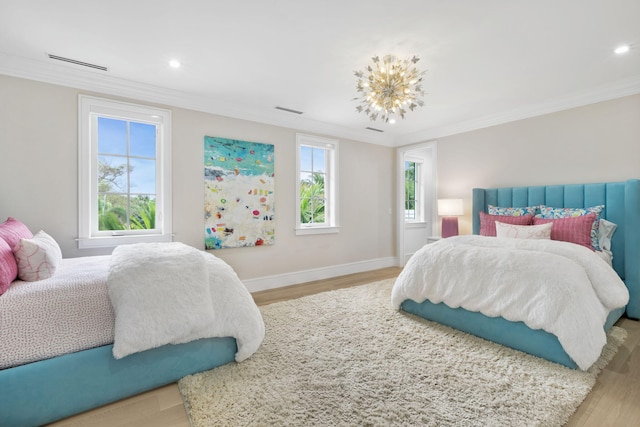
[[354, 54, 426, 123]]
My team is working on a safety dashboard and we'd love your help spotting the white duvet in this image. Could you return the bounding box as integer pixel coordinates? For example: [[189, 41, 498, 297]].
[[391, 235, 629, 370], [108, 242, 264, 362]]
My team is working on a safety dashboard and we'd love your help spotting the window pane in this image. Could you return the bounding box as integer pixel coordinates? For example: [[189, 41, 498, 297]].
[[404, 161, 419, 221], [300, 146, 312, 172], [129, 158, 156, 194], [130, 195, 156, 229], [130, 122, 157, 158], [98, 117, 127, 155], [98, 194, 128, 231], [300, 197, 312, 224], [312, 148, 326, 173], [300, 171, 312, 183], [311, 173, 325, 198], [98, 155, 128, 193], [312, 197, 326, 223]]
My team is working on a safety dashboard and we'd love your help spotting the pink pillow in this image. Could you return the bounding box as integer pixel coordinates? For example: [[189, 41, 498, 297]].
[[533, 213, 596, 250], [0, 238, 18, 294], [479, 212, 533, 237], [0, 217, 33, 250]]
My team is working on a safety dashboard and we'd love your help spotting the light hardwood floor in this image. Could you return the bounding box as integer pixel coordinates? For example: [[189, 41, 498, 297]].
[[50, 267, 639, 427]]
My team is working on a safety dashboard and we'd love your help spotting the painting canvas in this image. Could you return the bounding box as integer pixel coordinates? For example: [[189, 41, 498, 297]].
[[204, 136, 275, 249]]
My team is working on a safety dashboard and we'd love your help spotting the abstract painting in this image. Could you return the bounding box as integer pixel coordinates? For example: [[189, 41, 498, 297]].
[[204, 136, 275, 249]]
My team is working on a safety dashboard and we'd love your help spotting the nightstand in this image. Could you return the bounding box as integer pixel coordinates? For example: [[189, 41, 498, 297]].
[[427, 236, 442, 244]]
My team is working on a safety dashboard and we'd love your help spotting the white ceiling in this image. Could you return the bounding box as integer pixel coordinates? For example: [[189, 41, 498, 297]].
[[1, 1, 639, 146]]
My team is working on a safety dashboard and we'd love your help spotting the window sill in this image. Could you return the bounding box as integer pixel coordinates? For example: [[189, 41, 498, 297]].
[[295, 226, 340, 236], [78, 234, 173, 249], [405, 221, 428, 229]]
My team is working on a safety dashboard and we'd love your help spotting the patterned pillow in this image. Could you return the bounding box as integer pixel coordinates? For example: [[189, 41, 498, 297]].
[[0, 217, 33, 250], [13, 231, 63, 281], [538, 205, 604, 250], [479, 212, 534, 237], [488, 205, 538, 217], [0, 238, 18, 294], [495, 222, 552, 240], [533, 214, 596, 250]]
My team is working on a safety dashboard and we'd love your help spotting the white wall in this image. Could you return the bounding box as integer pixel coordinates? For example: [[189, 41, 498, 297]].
[[2, 73, 638, 284], [432, 93, 640, 234], [0, 74, 397, 287]]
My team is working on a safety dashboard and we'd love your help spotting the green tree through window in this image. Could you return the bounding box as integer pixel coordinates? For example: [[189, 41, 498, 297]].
[[405, 161, 419, 220], [300, 172, 325, 224], [295, 133, 338, 235], [97, 117, 157, 231]]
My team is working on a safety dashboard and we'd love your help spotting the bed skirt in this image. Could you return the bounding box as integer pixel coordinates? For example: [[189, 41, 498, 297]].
[[0, 337, 237, 427], [400, 299, 624, 369]]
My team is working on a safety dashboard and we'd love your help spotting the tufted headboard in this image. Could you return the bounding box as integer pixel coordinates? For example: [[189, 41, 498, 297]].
[[472, 179, 640, 319]]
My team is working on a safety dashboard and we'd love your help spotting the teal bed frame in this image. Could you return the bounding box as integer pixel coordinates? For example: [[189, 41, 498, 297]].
[[401, 179, 640, 369], [0, 334, 237, 426]]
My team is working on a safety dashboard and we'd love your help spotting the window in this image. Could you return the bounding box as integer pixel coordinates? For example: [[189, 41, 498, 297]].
[[404, 160, 421, 221], [296, 134, 339, 235], [78, 95, 172, 248]]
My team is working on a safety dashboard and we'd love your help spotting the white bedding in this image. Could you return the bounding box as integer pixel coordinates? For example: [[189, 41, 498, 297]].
[[108, 242, 264, 362], [391, 235, 629, 370], [1, 244, 264, 369]]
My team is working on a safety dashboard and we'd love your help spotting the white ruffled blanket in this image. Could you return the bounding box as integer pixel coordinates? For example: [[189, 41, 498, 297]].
[[108, 242, 264, 362], [391, 235, 629, 370]]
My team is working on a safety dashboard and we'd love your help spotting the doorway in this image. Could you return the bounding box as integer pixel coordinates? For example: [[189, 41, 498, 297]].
[[396, 142, 437, 266]]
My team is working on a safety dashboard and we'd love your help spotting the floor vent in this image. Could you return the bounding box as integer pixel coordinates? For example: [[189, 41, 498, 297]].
[[47, 54, 108, 71]]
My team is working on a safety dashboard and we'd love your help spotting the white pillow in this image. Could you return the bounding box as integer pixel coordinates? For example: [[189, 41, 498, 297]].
[[13, 230, 62, 281], [495, 221, 552, 240], [597, 219, 617, 252]]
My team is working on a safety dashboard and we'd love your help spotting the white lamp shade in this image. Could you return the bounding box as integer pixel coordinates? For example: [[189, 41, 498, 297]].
[[437, 199, 464, 216]]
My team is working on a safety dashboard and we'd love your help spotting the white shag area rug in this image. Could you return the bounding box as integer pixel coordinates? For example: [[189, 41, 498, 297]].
[[179, 279, 626, 427]]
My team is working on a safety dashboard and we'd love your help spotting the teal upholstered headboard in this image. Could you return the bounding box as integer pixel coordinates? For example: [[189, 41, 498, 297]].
[[472, 179, 640, 319]]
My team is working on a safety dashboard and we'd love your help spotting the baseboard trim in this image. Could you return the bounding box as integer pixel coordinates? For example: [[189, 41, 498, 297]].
[[243, 257, 399, 293]]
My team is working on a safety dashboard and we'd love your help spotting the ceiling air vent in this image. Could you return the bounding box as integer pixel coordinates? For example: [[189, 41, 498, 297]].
[[365, 126, 384, 132], [275, 106, 303, 115], [47, 54, 108, 71]]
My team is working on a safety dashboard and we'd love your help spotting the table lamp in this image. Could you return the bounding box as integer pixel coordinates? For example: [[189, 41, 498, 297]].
[[437, 199, 464, 238]]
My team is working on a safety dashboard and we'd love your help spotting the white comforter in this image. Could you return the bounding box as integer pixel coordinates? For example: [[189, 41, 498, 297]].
[[108, 242, 264, 362], [391, 235, 629, 370]]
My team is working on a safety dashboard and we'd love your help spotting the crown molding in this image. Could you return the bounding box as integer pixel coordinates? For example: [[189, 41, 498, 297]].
[[0, 52, 396, 147], [396, 75, 640, 145]]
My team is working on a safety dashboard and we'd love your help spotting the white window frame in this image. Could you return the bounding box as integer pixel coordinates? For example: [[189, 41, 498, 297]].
[[404, 156, 424, 224], [295, 133, 339, 235], [78, 95, 172, 248]]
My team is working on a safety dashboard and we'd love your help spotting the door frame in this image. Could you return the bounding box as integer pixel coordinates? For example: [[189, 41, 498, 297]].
[[396, 141, 437, 266]]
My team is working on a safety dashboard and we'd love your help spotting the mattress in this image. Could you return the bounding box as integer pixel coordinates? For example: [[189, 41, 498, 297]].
[[0, 256, 114, 369]]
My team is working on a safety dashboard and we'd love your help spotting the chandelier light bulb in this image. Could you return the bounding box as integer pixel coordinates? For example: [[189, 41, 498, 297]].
[[353, 54, 426, 123]]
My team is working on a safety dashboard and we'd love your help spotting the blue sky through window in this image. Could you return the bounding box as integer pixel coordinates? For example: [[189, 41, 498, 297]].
[[97, 117, 157, 195], [300, 146, 326, 174]]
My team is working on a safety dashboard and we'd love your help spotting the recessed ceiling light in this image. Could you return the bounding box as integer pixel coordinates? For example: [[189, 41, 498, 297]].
[[389, 119, 397, 124], [614, 45, 630, 55], [169, 59, 181, 68]]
